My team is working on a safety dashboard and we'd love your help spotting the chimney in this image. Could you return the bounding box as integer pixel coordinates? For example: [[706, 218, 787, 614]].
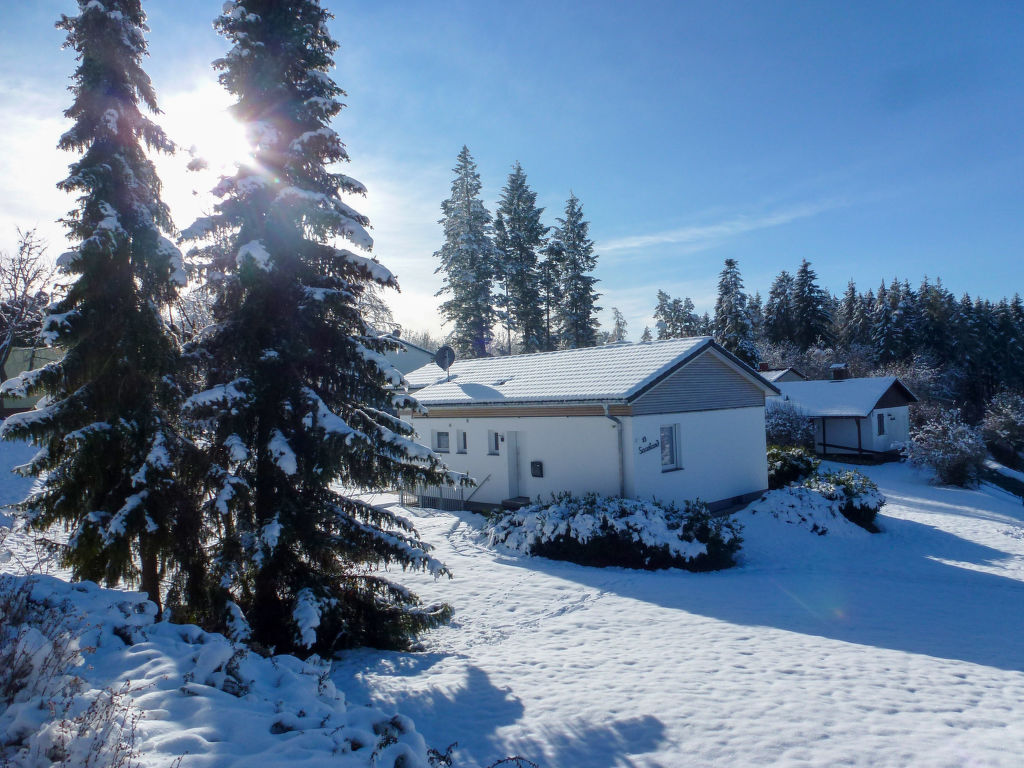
[[758, 362, 770, 372], [830, 363, 850, 381]]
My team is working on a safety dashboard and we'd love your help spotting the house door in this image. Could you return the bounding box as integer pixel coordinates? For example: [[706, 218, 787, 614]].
[[506, 431, 521, 498]]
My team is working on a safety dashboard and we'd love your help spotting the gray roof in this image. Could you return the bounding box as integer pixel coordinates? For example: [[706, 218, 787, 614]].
[[405, 337, 777, 407], [775, 377, 917, 417]]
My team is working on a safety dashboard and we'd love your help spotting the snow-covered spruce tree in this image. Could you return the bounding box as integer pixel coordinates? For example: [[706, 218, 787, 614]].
[[549, 193, 600, 349], [494, 163, 546, 353], [608, 307, 628, 343], [714, 258, 758, 365], [640, 325, 652, 343], [183, 0, 452, 654], [764, 270, 796, 345], [0, 1, 194, 613], [792, 259, 832, 350], [434, 146, 495, 358]]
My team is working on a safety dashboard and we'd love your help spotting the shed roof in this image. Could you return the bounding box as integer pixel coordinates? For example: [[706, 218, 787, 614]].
[[761, 367, 807, 382], [775, 377, 918, 417], [404, 337, 778, 407]]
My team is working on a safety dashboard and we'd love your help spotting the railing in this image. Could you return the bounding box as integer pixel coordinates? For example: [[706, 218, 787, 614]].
[[399, 480, 466, 512]]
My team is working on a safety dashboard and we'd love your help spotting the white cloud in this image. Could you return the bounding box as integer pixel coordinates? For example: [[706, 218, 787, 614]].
[[598, 200, 842, 255]]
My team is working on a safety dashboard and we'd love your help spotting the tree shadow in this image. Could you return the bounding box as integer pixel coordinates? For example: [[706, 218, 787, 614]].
[[489, 508, 1024, 674], [332, 653, 667, 767]]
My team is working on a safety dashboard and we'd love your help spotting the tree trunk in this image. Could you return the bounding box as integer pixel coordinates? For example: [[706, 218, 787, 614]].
[[140, 535, 162, 616]]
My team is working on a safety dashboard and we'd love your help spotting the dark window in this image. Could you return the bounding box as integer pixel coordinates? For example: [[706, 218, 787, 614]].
[[435, 431, 450, 452], [877, 414, 885, 436], [458, 431, 468, 453], [660, 425, 678, 471]]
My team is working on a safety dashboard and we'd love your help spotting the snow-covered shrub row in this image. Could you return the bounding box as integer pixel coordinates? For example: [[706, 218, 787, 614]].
[[749, 470, 884, 536], [765, 400, 815, 448], [0, 574, 438, 768], [485, 493, 742, 571], [767, 446, 820, 489], [904, 407, 987, 486]]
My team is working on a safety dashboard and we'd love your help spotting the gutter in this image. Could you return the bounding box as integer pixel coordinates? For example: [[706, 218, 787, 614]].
[[603, 404, 626, 498]]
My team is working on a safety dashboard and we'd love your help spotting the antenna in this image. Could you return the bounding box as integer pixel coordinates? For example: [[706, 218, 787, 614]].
[[434, 345, 456, 382]]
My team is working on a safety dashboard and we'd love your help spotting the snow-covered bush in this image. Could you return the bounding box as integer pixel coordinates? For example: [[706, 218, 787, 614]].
[[767, 445, 820, 489], [805, 470, 884, 531], [485, 494, 742, 572], [982, 391, 1024, 469], [750, 470, 884, 535], [904, 408, 987, 486], [765, 401, 814, 448]]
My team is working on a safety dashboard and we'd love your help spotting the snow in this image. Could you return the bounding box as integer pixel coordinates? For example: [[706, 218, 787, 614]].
[[405, 336, 720, 405], [6, 432, 1024, 765], [334, 463, 1024, 767], [267, 429, 297, 475], [775, 376, 916, 417], [236, 239, 272, 271], [986, 458, 1024, 484]]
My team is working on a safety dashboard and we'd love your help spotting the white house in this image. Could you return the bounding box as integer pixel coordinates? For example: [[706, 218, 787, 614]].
[[402, 337, 779, 511], [774, 376, 918, 456]]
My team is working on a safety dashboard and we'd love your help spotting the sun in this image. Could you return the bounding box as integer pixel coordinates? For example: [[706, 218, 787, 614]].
[[162, 82, 252, 173]]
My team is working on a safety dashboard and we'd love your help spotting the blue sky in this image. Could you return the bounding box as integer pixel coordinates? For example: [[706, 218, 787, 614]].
[[1, 1, 1022, 338]]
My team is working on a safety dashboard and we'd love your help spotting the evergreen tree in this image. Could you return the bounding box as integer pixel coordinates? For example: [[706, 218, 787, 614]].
[[653, 291, 699, 338], [764, 270, 796, 344], [0, 0, 194, 613], [183, 0, 451, 654], [836, 280, 866, 347], [494, 163, 546, 353], [748, 291, 765, 342], [713, 259, 758, 365], [549, 193, 600, 349], [792, 259, 831, 349], [609, 307, 628, 342], [538, 245, 562, 350], [640, 325, 653, 343], [434, 146, 495, 358]]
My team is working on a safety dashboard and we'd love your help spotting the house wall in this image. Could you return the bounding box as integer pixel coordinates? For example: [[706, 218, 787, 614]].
[[1, 347, 63, 412], [409, 414, 621, 506], [869, 406, 910, 452], [631, 348, 765, 415], [623, 406, 768, 508], [813, 406, 910, 454]]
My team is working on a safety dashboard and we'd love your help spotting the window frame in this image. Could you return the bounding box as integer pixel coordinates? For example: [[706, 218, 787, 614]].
[[456, 430, 468, 454], [660, 424, 681, 472], [434, 430, 450, 453], [487, 430, 501, 455]]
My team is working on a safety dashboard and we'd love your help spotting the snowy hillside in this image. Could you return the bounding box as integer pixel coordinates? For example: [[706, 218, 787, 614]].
[[5, 435, 1024, 766], [336, 464, 1024, 767]]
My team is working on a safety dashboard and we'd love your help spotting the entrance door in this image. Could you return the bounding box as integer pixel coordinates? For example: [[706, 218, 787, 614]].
[[506, 431, 521, 498]]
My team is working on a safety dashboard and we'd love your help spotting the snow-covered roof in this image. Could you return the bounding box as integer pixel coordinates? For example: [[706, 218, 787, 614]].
[[405, 337, 775, 406], [761, 368, 806, 382], [775, 377, 917, 417]]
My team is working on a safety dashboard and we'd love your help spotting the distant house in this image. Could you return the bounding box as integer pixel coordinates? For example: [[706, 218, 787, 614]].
[[379, 335, 436, 377], [758, 366, 808, 383], [1, 346, 62, 414], [402, 337, 779, 511], [774, 375, 918, 456]]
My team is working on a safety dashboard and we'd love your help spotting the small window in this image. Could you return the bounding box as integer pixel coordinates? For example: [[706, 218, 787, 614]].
[[877, 413, 885, 436], [660, 425, 680, 472], [434, 431, 450, 453], [488, 430, 501, 455], [456, 430, 468, 454]]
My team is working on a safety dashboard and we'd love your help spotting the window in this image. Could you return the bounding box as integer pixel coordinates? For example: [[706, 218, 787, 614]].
[[434, 431, 450, 453], [660, 424, 680, 471], [456, 430, 468, 454], [488, 430, 501, 455], [877, 413, 885, 436]]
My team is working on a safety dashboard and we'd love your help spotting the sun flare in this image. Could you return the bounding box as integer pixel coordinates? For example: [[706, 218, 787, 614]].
[[162, 82, 251, 173]]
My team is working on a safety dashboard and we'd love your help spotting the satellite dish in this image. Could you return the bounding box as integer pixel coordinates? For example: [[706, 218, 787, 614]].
[[434, 345, 456, 372]]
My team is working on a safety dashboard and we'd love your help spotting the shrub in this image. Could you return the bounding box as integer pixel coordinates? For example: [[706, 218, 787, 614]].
[[765, 401, 815, 448], [982, 391, 1024, 470], [903, 407, 987, 486], [767, 446, 820, 489], [804, 470, 884, 532], [485, 494, 742, 572]]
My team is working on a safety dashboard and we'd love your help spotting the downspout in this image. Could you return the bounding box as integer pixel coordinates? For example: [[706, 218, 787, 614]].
[[603, 404, 626, 498]]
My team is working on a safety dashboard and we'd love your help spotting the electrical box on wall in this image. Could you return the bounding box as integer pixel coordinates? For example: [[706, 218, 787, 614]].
[[530, 461, 544, 478]]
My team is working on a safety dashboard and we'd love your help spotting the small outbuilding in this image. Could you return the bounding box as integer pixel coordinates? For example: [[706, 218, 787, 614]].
[[774, 376, 918, 456], [402, 337, 779, 511], [379, 334, 437, 377], [758, 367, 808, 383]]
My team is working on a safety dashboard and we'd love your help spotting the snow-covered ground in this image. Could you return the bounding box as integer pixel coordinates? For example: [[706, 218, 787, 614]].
[[5, 435, 1024, 766], [336, 463, 1024, 767]]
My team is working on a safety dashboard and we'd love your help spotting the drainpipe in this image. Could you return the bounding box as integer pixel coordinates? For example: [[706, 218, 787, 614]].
[[603, 404, 626, 498]]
